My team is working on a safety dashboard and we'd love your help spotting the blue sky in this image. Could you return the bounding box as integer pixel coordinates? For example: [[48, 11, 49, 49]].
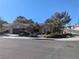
[[0, 0, 79, 25]]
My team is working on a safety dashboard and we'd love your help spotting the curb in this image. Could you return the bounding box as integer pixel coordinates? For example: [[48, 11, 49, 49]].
[[0, 36, 54, 40], [1, 36, 79, 41], [54, 37, 79, 41]]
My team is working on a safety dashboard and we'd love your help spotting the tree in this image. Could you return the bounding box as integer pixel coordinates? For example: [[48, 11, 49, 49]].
[[13, 16, 37, 34], [45, 11, 71, 33], [45, 12, 71, 24], [28, 19, 34, 24], [52, 11, 71, 25], [14, 16, 35, 24], [0, 17, 8, 33], [45, 18, 53, 23], [14, 16, 28, 24], [34, 22, 41, 33], [0, 17, 8, 24]]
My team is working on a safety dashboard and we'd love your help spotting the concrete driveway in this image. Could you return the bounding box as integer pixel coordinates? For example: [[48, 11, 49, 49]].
[[0, 38, 79, 59]]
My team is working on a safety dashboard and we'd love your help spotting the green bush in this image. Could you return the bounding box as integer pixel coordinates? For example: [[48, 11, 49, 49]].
[[45, 31, 51, 35], [46, 33, 73, 38], [29, 33, 38, 37]]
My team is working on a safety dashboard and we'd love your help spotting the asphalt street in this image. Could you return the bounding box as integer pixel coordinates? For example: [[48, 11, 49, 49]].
[[0, 38, 79, 59]]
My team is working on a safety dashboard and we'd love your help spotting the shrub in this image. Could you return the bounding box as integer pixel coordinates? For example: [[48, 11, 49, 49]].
[[46, 33, 73, 38], [29, 33, 38, 37], [45, 31, 51, 35]]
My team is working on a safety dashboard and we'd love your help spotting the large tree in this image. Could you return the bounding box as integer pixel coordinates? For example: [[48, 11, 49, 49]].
[[45, 11, 71, 25], [14, 16, 34, 24], [13, 16, 36, 33], [14, 16, 28, 24], [45, 11, 71, 33], [34, 22, 41, 32]]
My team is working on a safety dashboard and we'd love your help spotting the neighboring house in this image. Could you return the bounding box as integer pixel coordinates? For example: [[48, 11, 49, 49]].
[[12, 23, 34, 34], [72, 25, 79, 30], [64, 25, 79, 34], [40, 23, 53, 34], [66, 25, 79, 30], [1, 23, 35, 34], [2, 23, 16, 33], [40, 23, 64, 34]]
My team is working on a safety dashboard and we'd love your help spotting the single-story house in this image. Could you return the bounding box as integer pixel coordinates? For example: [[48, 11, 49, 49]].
[[1, 23, 35, 34], [40, 23, 64, 34], [66, 25, 79, 30]]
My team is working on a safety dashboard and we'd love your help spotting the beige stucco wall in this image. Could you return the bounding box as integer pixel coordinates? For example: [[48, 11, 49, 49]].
[[73, 26, 79, 30]]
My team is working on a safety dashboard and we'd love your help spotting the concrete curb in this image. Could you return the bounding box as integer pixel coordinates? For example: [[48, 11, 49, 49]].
[[1, 36, 79, 41], [1, 37, 35, 40], [0, 36, 54, 40], [54, 37, 79, 41]]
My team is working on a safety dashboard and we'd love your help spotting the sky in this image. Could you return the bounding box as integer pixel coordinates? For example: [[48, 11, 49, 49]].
[[0, 0, 79, 25]]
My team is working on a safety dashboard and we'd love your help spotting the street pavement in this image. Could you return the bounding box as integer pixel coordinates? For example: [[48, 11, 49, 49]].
[[0, 38, 79, 59]]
